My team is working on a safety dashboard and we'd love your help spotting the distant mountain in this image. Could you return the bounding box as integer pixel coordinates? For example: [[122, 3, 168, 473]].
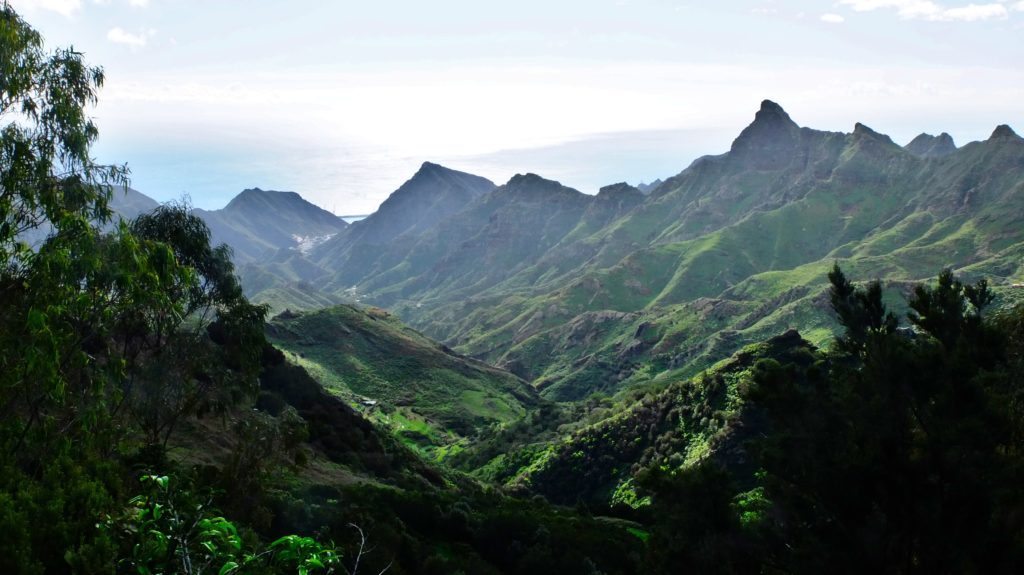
[[310, 162, 496, 287], [18, 186, 160, 248], [90, 185, 347, 267], [88, 186, 350, 314], [339, 161, 495, 246], [196, 188, 348, 264], [636, 178, 663, 194], [306, 172, 647, 320], [905, 132, 957, 158], [109, 186, 161, 219]]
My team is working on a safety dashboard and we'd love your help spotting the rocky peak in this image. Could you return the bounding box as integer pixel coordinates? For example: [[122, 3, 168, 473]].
[[989, 124, 1021, 141], [636, 179, 663, 194], [753, 98, 790, 124], [386, 162, 495, 203], [508, 173, 548, 186], [504, 173, 566, 193], [499, 173, 585, 203], [729, 100, 802, 168], [413, 161, 444, 177], [852, 123, 893, 143], [848, 123, 901, 155], [345, 162, 495, 245], [595, 183, 644, 209], [905, 132, 957, 158], [597, 182, 641, 198]]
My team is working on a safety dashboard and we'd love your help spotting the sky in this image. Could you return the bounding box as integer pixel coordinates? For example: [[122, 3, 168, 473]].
[[7, 0, 1024, 214]]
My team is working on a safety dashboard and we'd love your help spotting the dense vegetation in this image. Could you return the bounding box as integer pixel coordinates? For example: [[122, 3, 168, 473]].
[[0, 6, 271, 571], [637, 265, 1024, 572], [4, 4, 1024, 574]]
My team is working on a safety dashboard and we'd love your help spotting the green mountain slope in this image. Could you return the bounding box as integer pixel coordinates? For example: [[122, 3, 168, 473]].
[[504, 330, 817, 507], [264, 304, 543, 453]]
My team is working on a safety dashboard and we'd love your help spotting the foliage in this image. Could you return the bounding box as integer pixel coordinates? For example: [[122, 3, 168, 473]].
[[106, 475, 344, 575], [284, 481, 644, 575], [0, 2, 121, 259], [636, 464, 761, 574], [828, 262, 897, 355], [730, 266, 1024, 572], [0, 6, 269, 569]]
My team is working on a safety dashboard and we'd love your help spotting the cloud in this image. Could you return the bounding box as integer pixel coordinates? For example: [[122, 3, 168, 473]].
[[939, 3, 1008, 20], [8, 0, 82, 17], [839, 1, 1009, 21], [128, 0, 150, 6], [821, 13, 846, 23], [107, 26, 153, 47]]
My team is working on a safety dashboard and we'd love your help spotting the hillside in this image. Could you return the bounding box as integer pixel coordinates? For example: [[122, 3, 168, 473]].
[[264, 304, 544, 454], [490, 329, 817, 507], [169, 341, 647, 575]]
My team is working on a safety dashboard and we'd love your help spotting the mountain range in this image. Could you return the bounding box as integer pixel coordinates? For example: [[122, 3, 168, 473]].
[[106, 101, 1024, 406], [175, 100, 1019, 404]]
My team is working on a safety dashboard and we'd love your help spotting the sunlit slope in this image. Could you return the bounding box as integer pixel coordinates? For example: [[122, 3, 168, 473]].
[[265, 305, 543, 451]]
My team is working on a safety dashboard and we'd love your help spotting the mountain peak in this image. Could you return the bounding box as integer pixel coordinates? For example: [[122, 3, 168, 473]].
[[597, 182, 642, 198], [852, 123, 898, 147], [227, 188, 302, 210], [745, 100, 798, 133], [322, 162, 495, 252], [501, 173, 586, 200], [853, 122, 877, 136], [636, 178, 663, 194], [508, 173, 551, 186], [729, 99, 801, 167], [905, 132, 957, 158], [415, 161, 444, 175], [990, 124, 1020, 141], [407, 162, 497, 192], [758, 99, 789, 118]]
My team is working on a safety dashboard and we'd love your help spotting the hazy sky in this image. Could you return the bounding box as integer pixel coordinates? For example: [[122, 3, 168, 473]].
[[9, 0, 1024, 213]]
